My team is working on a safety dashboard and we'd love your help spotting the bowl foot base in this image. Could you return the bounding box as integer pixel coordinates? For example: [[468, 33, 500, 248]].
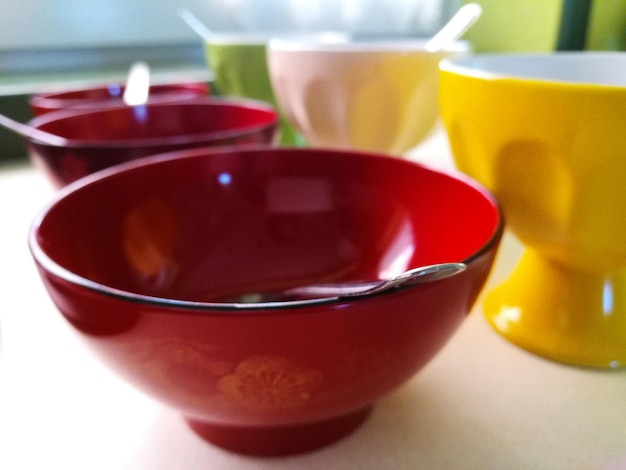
[[186, 406, 372, 456], [484, 249, 626, 368]]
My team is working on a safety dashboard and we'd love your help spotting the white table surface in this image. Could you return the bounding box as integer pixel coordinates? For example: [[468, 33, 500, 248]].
[[1, 131, 625, 470]]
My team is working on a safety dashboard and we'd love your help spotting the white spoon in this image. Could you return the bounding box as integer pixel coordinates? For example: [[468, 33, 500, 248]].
[[0, 112, 69, 146], [123, 61, 151, 106], [425, 3, 482, 52], [178, 8, 215, 41]]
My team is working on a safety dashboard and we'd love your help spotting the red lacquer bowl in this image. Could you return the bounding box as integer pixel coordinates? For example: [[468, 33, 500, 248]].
[[28, 147, 503, 456], [26, 98, 278, 187], [29, 82, 210, 116]]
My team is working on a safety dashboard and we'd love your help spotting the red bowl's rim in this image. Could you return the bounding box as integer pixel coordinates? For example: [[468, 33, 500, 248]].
[[30, 82, 208, 101], [28, 146, 504, 313], [29, 82, 210, 113], [27, 97, 278, 149]]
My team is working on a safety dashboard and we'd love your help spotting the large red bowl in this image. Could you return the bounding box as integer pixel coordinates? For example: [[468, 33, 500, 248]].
[[29, 147, 503, 456], [29, 82, 210, 116], [26, 98, 279, 187]]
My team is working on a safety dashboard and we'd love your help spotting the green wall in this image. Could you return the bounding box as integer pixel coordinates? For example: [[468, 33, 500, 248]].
[[463, 0, 625, 52]]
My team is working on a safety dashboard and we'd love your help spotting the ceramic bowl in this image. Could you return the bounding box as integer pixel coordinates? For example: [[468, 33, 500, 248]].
[[26, 98, 279, 187], [267, 38, 469, 154], [29, 82, 210, 116], [29, 146, 503, 456], [440, 52, 626, 367]]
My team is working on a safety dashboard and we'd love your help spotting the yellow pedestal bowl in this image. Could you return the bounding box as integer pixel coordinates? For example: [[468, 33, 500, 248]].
[[440, 52, 626, 368]]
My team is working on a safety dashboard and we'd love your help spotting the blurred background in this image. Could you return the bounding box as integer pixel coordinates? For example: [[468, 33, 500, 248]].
[[2, 0, 623, 75], [0, 0, 624, 160], [0, 0, 465, 77]]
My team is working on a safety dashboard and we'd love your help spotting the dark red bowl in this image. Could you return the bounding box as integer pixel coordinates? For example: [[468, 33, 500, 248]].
[[26, 98, 279, 187], [29, 146, 503, 456], [29, 82, 210, 116]]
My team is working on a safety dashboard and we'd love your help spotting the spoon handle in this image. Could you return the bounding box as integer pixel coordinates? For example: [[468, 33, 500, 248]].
[[123, 62, 150, 106], [0, 112, 68, 146], [425, 3, 482, 52], [223, 263, 467, 306], [286, 262, 467, 299]]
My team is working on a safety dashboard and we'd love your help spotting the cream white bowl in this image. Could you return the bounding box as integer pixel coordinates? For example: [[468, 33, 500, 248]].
[[268, 38, 469, 154]]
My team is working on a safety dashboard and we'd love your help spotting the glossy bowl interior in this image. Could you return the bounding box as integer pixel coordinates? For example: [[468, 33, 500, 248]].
[[29, 82, 210, 116], [27, 98, 278, 187], [267, 38, 469, 154], [439, 52, 626, 367], [29, 146, 503, 455]]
